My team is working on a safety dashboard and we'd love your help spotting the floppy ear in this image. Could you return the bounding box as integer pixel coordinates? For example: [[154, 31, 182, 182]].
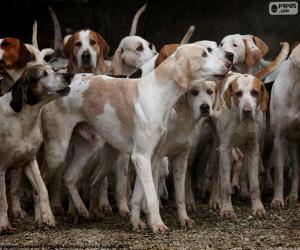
[[19, 42, 35, 67], [174, 50, 191, 89], [110, 48, 124, 75], [63, 35, 74, 59], [96, 33, 110, 58], [253, 36, 269, 57], [223, 83, 232, 109], [212, 84, 220, 111], [10, 77, 26, 112], [290, 44, 300, 69], [243, 37, 262, 69], [155, 44, 178, 68], [174, 94, 188, 117], [259, 82, 269, 112]]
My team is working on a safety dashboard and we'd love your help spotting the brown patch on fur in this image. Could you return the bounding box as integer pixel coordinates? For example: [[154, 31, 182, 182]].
[[243, 38, 262, 69], [252, 77, 269, 112], [223, 78, 239, 109], [155, 44, 179, 68], [253, 36, 269, 57], [81, 77, 139, 135]]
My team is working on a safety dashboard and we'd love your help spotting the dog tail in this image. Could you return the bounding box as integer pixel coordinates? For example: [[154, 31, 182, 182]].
[[179, 25, 195, 45], [32, 20, 39, 49], [129, 3, 147, 36], [255, 42, 289, 80], [37, 48, 55, 63], [48, 6, 64, 56]]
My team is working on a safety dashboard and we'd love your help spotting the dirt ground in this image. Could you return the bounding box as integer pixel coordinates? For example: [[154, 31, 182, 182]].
[[1, 200, 300, 250]]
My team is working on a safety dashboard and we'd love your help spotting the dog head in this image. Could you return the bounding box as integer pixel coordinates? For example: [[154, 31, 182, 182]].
[[290, 44, 300, 69], [63, 30, 109, 73], [186, 81, 219, 120], [110, 36, 157, 75], [220, 34, 269, 69], [223, 74, 269, 120], [173, 44, 232, 90], [10, 64, 73, 112], [0, 38, 36, 69]]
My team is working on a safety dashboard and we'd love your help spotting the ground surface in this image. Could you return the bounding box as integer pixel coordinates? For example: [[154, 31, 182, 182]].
[[1, 201, 300, 249]]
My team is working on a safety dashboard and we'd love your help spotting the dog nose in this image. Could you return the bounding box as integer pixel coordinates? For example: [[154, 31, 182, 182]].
[[225, 52, 234, 63], [82, 51, 91, 60], [200, 103, 210, 113], [242, 107, 252, 117]]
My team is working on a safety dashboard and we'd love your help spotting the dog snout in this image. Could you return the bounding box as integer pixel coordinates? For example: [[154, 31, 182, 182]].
[[200, 103, 210, 115], [242, 106, 252, 118], [81, 51, 91, 64], [225, 52, 234, 63], [61, 73, 74, 85]]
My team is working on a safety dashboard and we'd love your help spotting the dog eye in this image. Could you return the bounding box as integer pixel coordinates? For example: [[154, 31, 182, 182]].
[[1, 41, 10, 48], [43, 71, 48, 77], [206, 89, 213, 95], [236, 90, 243, 97], [207, 47, 212, 53], [190, 90, 199, 96], [75, 41, 82, 47], [90, 39, 96, 46], [233, 43, 238, 47], [220, 43, 223, 47], [251, 90, 259, 97], [202, 51, 208, 57], [136, 44, 144, 51]]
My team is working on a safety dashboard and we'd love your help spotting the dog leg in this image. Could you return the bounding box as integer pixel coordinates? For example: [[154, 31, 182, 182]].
[[247, 143, 265, 218], [231, 148, 244, 195], [0, 170, 14, 233], [98, 177, 112, 212], [219, 144, 236, 219], [185, 161, 196, 212], [271, 136, 285, 209], [9, 168, 26, 220], [286, 144, 299, 204], [171, 151, 193, 229], [49, 169, 64, 215], [131, 152, 168, 234], [24, 159, 55, 228], [115, 153, 131, 217]]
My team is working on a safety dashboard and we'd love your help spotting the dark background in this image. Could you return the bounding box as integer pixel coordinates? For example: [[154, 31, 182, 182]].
[[0, 0, 299, 57]]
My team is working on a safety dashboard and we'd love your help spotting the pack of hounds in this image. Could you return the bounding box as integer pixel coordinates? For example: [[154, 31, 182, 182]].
[[0, 3, 299, 234]]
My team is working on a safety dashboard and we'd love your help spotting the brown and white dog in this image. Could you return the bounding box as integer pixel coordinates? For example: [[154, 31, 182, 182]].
[[63, 30, 110, 74], [0, 37, 54, 94], [0, 64, 73, 233]]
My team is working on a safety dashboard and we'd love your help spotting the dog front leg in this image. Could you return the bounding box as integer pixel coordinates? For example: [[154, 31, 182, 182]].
[[247, 143, 265, 218], [286, 144, 299, 204], [115, 153, 131, 217], [219, 144, 236, 219], [0, 170, 13, 233], [24, 159, 55, 228], [271, 136, 285, 209], [131, 152, 168, 234], [171, 151, 193, 229]]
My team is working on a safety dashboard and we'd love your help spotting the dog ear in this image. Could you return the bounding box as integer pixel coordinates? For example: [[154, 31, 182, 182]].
[[110, 48, 124, 75], [96, 33, 110, 58], [290, 44, 300, 69], [174, 94, 188, 116], [223, 83, 232, 109], [19, 42, 35, 67], [259, 81, 269, 112], [213, 84, 221, 111], [174, 49, 191, 89], [155, 44, 178, 68], [253, 36, 269, 57], [63, 35, 74, 59], [10, 77, 26, 112], [243, 37, 262, 69]]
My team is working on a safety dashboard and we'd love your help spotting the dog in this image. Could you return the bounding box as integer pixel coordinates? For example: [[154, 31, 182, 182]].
[[63, 29, 110, 74], [270, 44, 300, 209], [213, 73, 269, 219], [40, 44, 231, 233], [0, 64, 73, 233]]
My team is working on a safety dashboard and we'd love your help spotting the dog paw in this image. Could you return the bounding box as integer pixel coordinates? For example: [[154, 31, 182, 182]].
[[90, 209, 104, 221], [286, 195, 298, 204], [51, 206, 65, 216], [131, 219, 147, 231], [252, 205, 266, 218], [0, 222, 15, 234], [77, 208, 90, 220], [11, 209, 26, 220], [37, 211, 56, 229], [271, 198, 284, 209], [151, 223, 169, 235], [118, 207, 130, 218], [209, 197, 220, 211], [220, 207, 236, 220], [179, 217, 194, 230], [99, 204, 112, 213], [186, 200, 196, 213]]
